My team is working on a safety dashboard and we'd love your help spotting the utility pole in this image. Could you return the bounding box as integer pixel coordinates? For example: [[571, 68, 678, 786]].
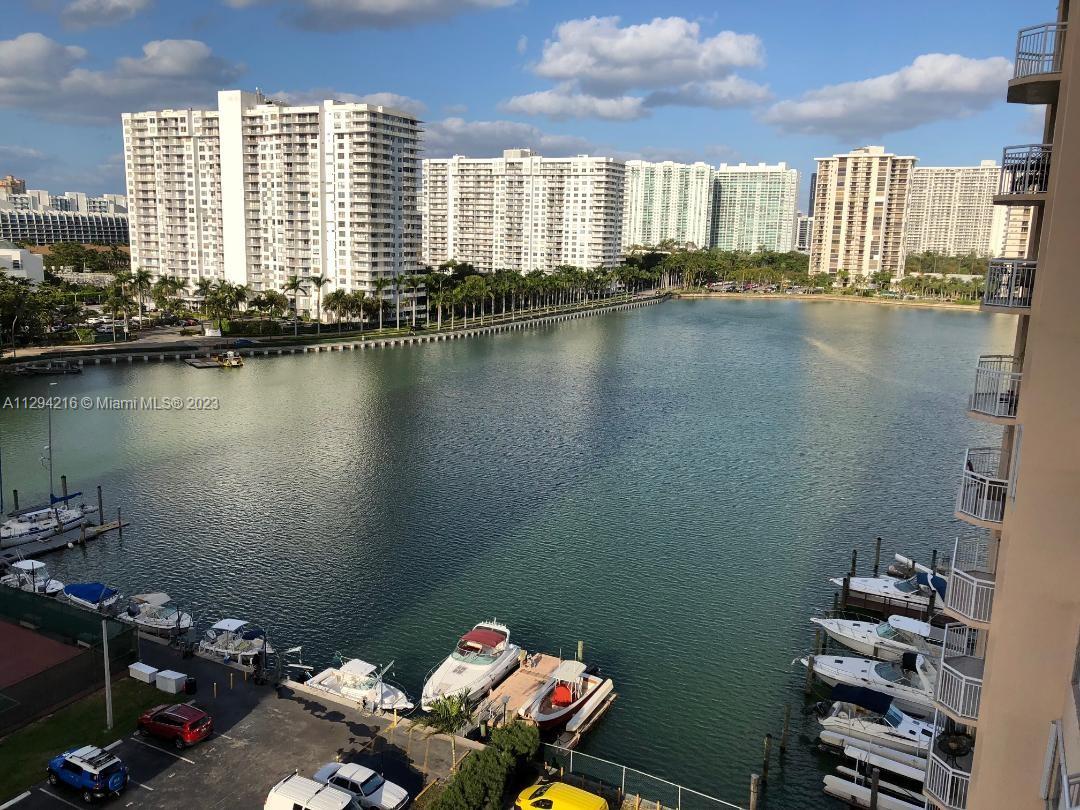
[[102, 619, 113, 730]]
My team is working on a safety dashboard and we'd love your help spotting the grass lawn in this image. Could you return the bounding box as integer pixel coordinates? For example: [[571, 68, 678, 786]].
[[0, 678, 164, 801]]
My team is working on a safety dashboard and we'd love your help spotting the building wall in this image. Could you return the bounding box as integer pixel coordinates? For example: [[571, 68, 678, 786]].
[[905, 162, 1000, 256], [809, 146, 916, 278], [795, 214, 812, 253], [621, 160, 713, 249], [709, 163, 798, 252], [0, 211, 129, 246], [0, 245, 44, 283], [421, 149, 625, 273]]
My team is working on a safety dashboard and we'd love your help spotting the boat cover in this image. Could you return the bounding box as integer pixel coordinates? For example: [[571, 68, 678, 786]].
[[341, 659, 377, 677], [12, 560, 47, 572], [63, 583, 116, 603], [915, 572, 947, 599], [551, 660, 588, 683], [131, 592, 171, 606], [461, 628, 505, 648], [211, 618, 249, 632], [830, 683, 893, 715]]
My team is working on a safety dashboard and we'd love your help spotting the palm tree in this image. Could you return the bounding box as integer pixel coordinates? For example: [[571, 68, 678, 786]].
[[323, 289, 348, 332], [308, 274, 330, 335], [103, 282, 134, 342], [349, 291, 368, 336], [194, 278, 214, 316], [418, 692, 472, 766], [130, 268, 153, 322], [392, 272, 404, 329], [372, 276, 390, 332], [283, 275, 307, 336]]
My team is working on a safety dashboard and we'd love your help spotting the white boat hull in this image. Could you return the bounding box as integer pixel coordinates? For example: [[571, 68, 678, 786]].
[[823, 775, 925, 810], [803, 657, 935, 716], [421, 646, 520, 710], [1, 507, 95, 549], [811, 618, 916, 662]]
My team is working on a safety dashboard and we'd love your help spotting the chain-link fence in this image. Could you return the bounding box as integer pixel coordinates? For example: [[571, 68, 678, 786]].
[[542, 744, 744, 810]]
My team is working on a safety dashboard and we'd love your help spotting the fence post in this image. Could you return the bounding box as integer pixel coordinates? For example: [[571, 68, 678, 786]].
[[749, 774, 761, 810], [101, 619, 113, 730]]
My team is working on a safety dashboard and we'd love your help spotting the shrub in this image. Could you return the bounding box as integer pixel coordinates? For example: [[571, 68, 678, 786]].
[[430, 721, 539, 810]]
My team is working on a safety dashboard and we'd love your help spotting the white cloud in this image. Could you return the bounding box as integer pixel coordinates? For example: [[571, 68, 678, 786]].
[[423, 117, 595, 158], [502, 86, 646, 121], [644, 75, 771, 109], [0, 144, 124, 195], [61, 0, 152, 29], [533, 16, 763, 95], [273, 88, 426, 116], [516, 35, 528, 54], [762, 53, 1012, 138], [223, 0, 516, 30], [0, 34, 244, 125]]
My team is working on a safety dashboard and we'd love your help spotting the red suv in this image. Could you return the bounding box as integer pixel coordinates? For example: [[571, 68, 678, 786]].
[[137, 704, 213, 749]]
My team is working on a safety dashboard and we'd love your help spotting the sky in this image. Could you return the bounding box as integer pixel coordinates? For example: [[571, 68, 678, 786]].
[[1, 0, 1048, 208]]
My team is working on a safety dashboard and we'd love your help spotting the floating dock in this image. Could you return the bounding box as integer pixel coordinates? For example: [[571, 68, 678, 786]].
[[185, 358, 222, 369], [0, 518, 129, 568]]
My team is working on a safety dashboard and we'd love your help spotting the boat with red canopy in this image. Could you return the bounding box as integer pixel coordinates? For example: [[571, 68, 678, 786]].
[[421, 621, 521, 711]]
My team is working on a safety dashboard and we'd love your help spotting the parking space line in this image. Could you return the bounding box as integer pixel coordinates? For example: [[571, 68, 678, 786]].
[[132, 783, 154, 792], [37, 789, 83, 809], [104, 740, 123, 751], [215, 732, 235, 740], [127, 736, 196, 764], [0, 791, 30, 809]]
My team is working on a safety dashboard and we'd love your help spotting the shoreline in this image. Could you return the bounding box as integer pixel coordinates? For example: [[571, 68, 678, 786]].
[[673, 291, 983, 312]]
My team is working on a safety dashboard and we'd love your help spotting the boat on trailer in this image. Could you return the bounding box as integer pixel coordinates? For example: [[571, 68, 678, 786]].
[[421, 621, 520, 711], [1, 559, 65, 596], [800, 652, 937, 717], [61, 582, 121, 613], [306, 657, 414, 712], [199, 619, 273, 668], [816, 684, 934, 756], [517, 660, 612, 731], [118, 592, 193, 636], [811, 615, 944, 661]]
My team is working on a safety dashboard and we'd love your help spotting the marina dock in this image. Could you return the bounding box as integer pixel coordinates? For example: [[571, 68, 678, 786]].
[[0, 517, 129, 568]]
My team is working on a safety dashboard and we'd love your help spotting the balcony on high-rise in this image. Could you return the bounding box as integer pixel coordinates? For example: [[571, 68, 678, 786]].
[[945, 537, 997, 626], [926, 712, 976, 810], [983, 259, 1037, 311], [994, 145, 1052, 204], [955, 448, 1009, 527], [968, 355, 1022, 422], [1009, 23, 1067, 104], [936, 624, 985, 724]]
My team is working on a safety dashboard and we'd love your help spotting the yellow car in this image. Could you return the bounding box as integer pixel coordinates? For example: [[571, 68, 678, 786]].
[[515, 781, 608, 810]]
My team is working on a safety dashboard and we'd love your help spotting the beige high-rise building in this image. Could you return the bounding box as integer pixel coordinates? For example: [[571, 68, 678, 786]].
[[123, 89, 421, 318], [995, 204, 1036, 259], [420, 149, 625, 273], [621, 160, 713, 250], [923, 7, 1079, 810], [809, 145, 916, 279], [906, 161, 1001, 257]]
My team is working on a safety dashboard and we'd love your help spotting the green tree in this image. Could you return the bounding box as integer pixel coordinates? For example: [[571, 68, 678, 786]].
[[282, 275, 307, 336], [308, 274, 330, 334]]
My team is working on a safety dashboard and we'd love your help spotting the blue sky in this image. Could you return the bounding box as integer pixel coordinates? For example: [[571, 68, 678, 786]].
[[1, 0, 1046, 208]]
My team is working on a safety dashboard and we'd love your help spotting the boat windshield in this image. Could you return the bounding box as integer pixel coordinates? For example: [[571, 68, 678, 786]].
[[874, 662, 912, 686], [875, 623, 900, 639], [359, 774, 384, 796], [893, 577, 919, 593], [883, 705, 905, 728], [451, 642, 498, 665]]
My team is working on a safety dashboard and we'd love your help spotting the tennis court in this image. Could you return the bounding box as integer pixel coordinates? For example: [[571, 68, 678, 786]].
[[0, 619, 84, 690]]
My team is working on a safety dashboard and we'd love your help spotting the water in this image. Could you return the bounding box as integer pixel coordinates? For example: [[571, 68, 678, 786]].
[[0, 299, 1015, 807]]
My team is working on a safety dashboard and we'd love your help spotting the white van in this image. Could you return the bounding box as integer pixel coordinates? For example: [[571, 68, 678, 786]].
[[265, 773, 361, 810]]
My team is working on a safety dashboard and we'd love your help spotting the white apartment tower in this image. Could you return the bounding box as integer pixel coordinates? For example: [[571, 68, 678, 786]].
[[905, 160, 1002, 257], [709, 163, 799, 252], [123, 90, 420, 316], [621, 160, 713, 249], [809, 145, 916, 278], [421, 149, 624, 273]]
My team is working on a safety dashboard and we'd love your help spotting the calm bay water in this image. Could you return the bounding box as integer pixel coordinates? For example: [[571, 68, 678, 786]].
[[0, 299, 1015, 807]]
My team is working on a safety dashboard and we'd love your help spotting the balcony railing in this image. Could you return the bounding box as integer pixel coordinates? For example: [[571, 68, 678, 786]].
[[999, 144, 1052, 197], [937, 624, 984, 721], [956, 447, 1009, 524], [927, 749, 972, 810], [969, 355, 1022, 419], [984, 259, 1036, 309], [1015, 23, 1067, 79], [946, 537, 996, 624]]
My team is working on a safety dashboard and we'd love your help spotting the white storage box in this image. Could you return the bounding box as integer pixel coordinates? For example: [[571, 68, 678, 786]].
[[155, 669, 187, 694], [128, 662, 158, 684]]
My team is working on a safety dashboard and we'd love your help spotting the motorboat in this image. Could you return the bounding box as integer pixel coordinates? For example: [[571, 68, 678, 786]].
[[214, 351, 244, 368], [23, 359, 82, 375], [421, 621, 521, 710], [810, 615, 944, 661], [517, 660, 612, 731], [305, 657, 414, 712], [1, 504, 95, 549], [800, 652, 937, 716], [118, 592, 193, 636], [61, 582, 121, 613], [823, 774, 926, 810], [830, 572, 946, 612], [816, 684, 934, 756], [199, 619, 273, 668], [1, 559, 64, 596]]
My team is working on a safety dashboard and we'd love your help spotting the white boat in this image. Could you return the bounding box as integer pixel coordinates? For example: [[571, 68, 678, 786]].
[[1, 559, 64, 596], [823, 774, 925, 810], [517, 660, 611, 731], [811, 615, 944, 661], [816, 686, 935, 756], [801, 653, 937, 716], [199, 619, 273, 668], [1, 504, 95, 549], [830, 572, 946, 612], [421, 621, 521, 711], [61, 582, 120, 612], [118, 592, 193, 636], [305, 657, 414, 712]]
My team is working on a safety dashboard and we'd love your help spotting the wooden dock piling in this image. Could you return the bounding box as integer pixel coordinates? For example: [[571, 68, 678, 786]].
[[761, 734, 773, 782], [873, 536, 882, 576], [841, 575, 851, 611], [12, 489, 18, 511], [869, 767, 880, 810], [815, 627, 824, 656], [117, 508, 123, 541], [61, 475, 68, 499], [749, 774, 760, 810], [780, 704, 791, 753], [849, 549, 858, 577], [97, 485, 103, 521], [804, 654, 815, 695], [931, 548, 939, 571]]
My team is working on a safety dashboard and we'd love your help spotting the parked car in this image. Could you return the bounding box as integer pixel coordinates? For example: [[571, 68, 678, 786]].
[[181, 318, 201, 326], [265, 774, 359, 810], [233, 338, 260, 347], [47, 745, 129, 803], [313, 763, 409, 810], [515, 782, 608, 810], [137, 703, 213, 749]]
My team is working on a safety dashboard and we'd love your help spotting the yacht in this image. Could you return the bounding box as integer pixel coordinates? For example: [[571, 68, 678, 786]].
[[118, 592, 193, 636], [830, 572, 946, 612], [421, 621, 520, 711], [1, 504, 95, 549], [1, 559, 64, 596], [816, 685, 935, 756], [305, 657, 414, 712], [800, 652, 937, 716], [199, 619, 273, 669], [811, 615, 944, 661], [61, 582, 120, 612]]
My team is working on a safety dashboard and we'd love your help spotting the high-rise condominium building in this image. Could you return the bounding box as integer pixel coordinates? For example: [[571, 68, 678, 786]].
[[809, 145, 916, 278], [123, 89, 420, 317], [0, 175, 26, 194], [905, 161, 1002, 257], [709, 162, 799, 252], [921, 7, 1079, 810], [795, 213, 812, 254], [421, 149, 624, 273], [996, 204, 1036, 259], [621, 160, 713, 249], [0, 188, 127, 214]]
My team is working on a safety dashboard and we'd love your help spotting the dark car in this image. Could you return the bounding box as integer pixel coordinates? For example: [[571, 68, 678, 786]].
[[47, 746, 129, 802], [233, 338, 260, 347], [137, 703, 213, 749]]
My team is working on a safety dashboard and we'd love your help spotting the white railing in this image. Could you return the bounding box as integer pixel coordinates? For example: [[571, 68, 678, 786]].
[[1015, 22, 1067, 79], [937, 624, 984, 721], [969, 355, 1021, 419], [927, 750, 972, 810], [984, 258, 1037, 309], [956, 448, 1009, 524]]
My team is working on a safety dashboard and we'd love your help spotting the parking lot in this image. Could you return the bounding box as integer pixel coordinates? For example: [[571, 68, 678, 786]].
[[4, 642, 468, 809]]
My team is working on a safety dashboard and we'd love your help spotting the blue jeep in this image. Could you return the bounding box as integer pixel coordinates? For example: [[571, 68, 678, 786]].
[[47, 745, 129, 802]]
